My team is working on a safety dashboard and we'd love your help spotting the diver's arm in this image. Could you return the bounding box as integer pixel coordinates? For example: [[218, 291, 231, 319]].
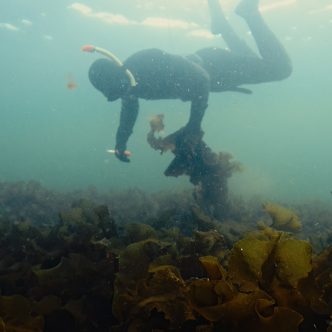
[[115, 95, 139, 162], [167, 93, 208, 156], [186, 93, 209, 133]]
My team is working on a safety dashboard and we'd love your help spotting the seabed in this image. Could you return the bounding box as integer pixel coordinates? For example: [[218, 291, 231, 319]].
[[0, 180, 331, 331]]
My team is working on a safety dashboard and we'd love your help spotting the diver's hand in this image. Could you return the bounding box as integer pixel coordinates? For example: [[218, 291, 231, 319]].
[[113, 146, 131, 162], [114, 149, 131, 162], [176, 126, 204, 145], [162, 126, 204, 151]]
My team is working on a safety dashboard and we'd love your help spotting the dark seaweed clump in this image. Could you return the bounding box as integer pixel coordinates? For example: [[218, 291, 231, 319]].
[[0, 180, 332, 332]]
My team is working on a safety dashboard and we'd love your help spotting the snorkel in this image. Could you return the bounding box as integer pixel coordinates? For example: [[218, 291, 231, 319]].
[[81, 44, 137, 87], [82, 45, 134, 160]]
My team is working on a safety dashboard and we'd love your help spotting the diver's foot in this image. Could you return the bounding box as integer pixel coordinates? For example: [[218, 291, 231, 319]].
[[235, 0, 259, 18], [208, 0, 228, 35]]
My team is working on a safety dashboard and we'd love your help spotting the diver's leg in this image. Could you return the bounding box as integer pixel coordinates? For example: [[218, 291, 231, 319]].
[[236, 0, 292, 80], [208, 0, 255, 56]]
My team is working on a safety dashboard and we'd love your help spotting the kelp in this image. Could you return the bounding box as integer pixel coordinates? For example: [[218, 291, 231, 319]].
[[111, 227, 330, 331], [263, 202, 302, 232], [228, 230, 312, 288], [0, 295, 44, 332], [0, 182, 332, 331]]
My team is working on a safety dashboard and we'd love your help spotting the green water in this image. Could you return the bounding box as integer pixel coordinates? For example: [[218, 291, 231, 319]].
[[1, 0, 331, 202]]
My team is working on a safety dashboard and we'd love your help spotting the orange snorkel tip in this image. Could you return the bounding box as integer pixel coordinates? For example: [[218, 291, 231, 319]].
[[81, 44, 96, 53]]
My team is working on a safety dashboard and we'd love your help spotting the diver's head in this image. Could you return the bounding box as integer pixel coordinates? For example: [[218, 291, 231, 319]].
[[88, 58, 129, 101]]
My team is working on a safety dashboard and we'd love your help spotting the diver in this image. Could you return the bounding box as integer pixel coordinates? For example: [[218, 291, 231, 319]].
[[87, 0, 292, 162]]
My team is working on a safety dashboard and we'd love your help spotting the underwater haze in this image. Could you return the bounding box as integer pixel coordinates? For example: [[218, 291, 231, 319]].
[[0, 0, 331, 203]]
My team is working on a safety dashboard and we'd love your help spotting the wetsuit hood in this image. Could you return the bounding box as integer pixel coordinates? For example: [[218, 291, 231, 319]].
[[88, 58, 129, 101]]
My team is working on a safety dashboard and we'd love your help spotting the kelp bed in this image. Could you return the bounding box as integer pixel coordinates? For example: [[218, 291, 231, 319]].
[[0, 181, 332, 331]]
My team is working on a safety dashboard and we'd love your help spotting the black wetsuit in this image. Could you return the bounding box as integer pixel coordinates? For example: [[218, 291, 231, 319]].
[[116, 48, 209, 153], [115, 44, 291, 154]]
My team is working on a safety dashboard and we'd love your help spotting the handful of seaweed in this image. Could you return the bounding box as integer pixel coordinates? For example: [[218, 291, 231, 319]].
[[147, 114, 242, 220], [147, 114, 175, 153]]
